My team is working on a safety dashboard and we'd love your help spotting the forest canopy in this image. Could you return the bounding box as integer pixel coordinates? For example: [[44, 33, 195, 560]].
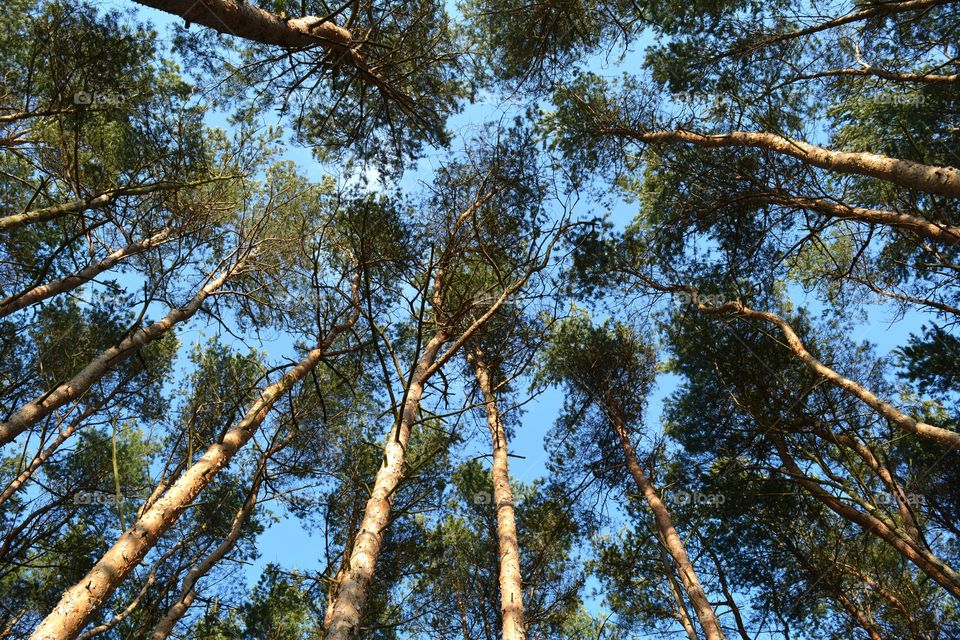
[[0, 1, 958, 639]]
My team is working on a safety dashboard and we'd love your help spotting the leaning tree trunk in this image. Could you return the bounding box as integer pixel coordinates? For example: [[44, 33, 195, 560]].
[[602, 127, 960, 198], [609, 413, 727, 640], [324, 332, 447, 640], [0, 182, 187, 232], [693, 298, 960, 449], [0, 256, 246, 447], [28, 307, 356, 640], [0, 226, 174, 318], [770, 433, 960, 600], [469, 349, 527, 640], [148, 433, 289, 640], [660, 542, 699, 640]]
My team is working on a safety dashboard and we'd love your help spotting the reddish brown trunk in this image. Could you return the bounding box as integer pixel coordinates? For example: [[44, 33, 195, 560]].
[[610, 415, 726, 640]]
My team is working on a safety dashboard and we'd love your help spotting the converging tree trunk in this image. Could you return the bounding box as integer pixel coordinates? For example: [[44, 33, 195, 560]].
[[0, 254, 247, 448], [0, 226, 174, 318], [660, 542, 699, 640], [324, 331, 447, 640], [0, 182, 191, 232], [148, 433, 291, 640], [469, 349, 527, 640], [608, 411, 727, 640], [770, 433, 960, 600], [693, 297, 960, 449], [28, 305, 357, 640]]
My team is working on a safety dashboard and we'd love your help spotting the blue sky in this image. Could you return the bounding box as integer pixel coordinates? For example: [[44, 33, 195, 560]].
[[89, 3, 945, 636]]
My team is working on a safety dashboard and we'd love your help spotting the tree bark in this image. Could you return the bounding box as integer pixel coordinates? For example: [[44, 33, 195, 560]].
[[770, 433, 960, 600], [660, 542, 700, 640], [788, 65, 960, 85], [324, 331, 447, 640], [75, 543, 184, 640], [132, 0, 354, 50], [0, 183, 189, 232], [0, 226, 174, 318], [27, 306, 357, 640], [148, 437, 284, 640], [736, 191, 960, 245], [609, 413, 726, 640], [600, 127, 960, 198], [722, 0, 952, 57], [691, 298, 960, 449], [0, 256, 244, 448], [469, 350, 527, 640]]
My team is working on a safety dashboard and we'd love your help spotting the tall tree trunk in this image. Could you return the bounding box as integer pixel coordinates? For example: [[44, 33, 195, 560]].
[[324, 331, 446, 640], [597, 127, 960, 198], [75, 542, 185, 640], [0, 182, 188, 232], [0, 256, 245, 448], [27, 307, 356, 640], [609, 413, 726, 640], [148, 436, 284, 640], [469, 349, 526, 640], [132, 0, 354, 49], [660, 542, 699, 640], [770, 433, 960, 600], [0, 226, 174, 318]]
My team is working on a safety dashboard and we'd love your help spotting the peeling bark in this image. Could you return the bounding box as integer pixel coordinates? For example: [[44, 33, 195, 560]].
[[133, 0, 353, 50]]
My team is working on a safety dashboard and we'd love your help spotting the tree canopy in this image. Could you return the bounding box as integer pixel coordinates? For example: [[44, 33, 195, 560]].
[[0, 1, 958, 639]]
